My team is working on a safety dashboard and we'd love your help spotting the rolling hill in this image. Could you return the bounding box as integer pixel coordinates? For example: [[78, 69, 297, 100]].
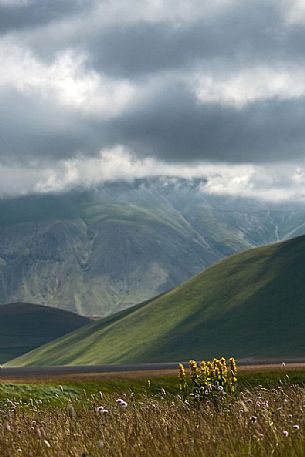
[[8, 234, 305, 366], [1, 177, 305, 316], [0, 303, 89, 363]]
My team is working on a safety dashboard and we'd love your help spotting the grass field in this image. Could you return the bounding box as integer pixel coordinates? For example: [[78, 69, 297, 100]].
[[1, 367, 305, 456]]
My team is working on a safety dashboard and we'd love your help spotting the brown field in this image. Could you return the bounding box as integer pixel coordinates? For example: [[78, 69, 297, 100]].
[[0, 362, 304, 384]]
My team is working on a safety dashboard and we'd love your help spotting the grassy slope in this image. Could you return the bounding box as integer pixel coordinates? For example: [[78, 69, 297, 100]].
[[0, 303, 89, 363], [8, 235, 305, 366]]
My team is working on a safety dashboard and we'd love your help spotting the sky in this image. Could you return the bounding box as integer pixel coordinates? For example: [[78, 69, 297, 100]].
[[1, 0, 305, 200]]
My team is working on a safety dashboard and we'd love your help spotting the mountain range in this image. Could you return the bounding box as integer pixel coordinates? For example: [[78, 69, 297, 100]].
[[8, 234, 305, 366], [1, 177, 305, 316]]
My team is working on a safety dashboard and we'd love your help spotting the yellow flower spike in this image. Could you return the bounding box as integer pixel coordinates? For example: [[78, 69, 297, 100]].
[[178, 363, 186, 383], [189, 359, 198, 382], [207, 361, 212, 375], [230, 357, 237, 373], [199, 361, 208, 385], [214, 365, 220, 381], [179, 356, 237, 397], [200, 361, 207, 374], [229, 356, 238, 394], [208, 363, 215, 381], [217, 359, 226, 386]]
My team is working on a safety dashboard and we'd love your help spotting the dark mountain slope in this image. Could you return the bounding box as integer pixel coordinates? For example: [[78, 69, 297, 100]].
[[0, 303, 89, 363]]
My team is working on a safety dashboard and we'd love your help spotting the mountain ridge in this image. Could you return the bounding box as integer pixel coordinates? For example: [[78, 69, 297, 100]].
[[1, 177, 305, 316], [8, 234, 305, 366]]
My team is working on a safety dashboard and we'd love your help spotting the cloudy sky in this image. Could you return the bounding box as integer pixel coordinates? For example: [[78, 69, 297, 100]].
[[1, 0, 305, 200]]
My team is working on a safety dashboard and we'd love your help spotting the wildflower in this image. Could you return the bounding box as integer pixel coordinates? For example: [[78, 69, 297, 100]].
[[229, 357, 238, 394], [178, 363, 186, 382], [199, 361, 207, 382], [283, 430, 289, 437], [207, 361, 214, 381], [218, 358, 228, 386], [214, 365, 220, 381], [116, 398, 127, 407], [189, 360, 198, 382], [95, 406, 109, 414], [293, 424, 300, 430]]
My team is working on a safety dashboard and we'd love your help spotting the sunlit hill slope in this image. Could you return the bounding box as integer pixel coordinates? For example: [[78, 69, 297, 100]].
[[8, 234, 305, 366]]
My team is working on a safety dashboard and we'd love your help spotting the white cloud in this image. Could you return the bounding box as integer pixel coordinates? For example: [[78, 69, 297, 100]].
[[194, 65, 305, 107], [0, 40, 135, 117], [283, 0, 305, 24], [0, 147, 302, 202]]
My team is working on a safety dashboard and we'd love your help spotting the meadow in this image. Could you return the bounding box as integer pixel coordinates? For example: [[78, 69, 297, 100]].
[[1, 366, 305, 456]]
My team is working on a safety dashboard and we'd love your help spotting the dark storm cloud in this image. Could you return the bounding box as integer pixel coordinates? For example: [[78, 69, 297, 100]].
[[85, 1, 285, 78], [24, 0, 305, 79], [0, 89, 107, 164], [0, 0, 93, 34], [1, 0, 305, 168], [1, 80, 305, 166], [109, 83, 305, 164]]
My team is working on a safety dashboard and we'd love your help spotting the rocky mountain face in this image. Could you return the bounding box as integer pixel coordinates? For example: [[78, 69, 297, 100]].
[[0, 177, 304, 316]]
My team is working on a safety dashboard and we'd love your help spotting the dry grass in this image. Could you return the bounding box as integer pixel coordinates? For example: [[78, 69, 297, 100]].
[[1, 383, 305, 456]]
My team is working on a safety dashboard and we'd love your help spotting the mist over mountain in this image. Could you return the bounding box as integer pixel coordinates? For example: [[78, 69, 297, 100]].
[[1, 177, 305, 316]]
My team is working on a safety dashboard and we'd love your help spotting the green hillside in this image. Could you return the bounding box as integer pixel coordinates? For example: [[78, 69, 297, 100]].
[[2, 178, 305, 317], [0, 303, 89, 363], [7, 235, 305, 366]]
